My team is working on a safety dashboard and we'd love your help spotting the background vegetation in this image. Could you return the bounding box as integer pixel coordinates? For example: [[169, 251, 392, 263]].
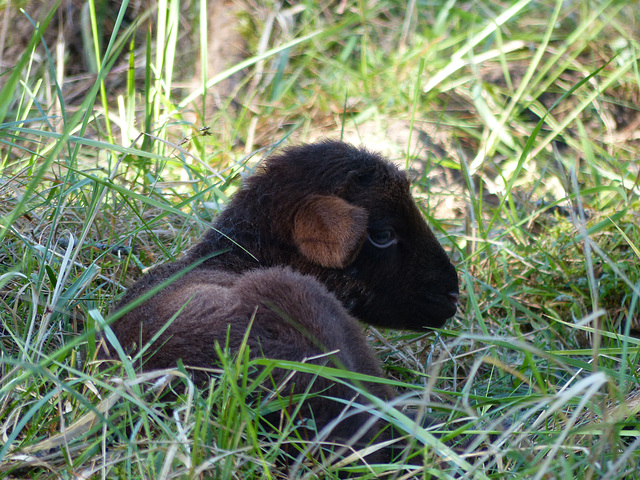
[[1, 0, 639, 478]]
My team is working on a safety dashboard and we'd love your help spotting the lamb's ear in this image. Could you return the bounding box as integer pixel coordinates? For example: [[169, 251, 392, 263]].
[[292, 195, 368, 268]]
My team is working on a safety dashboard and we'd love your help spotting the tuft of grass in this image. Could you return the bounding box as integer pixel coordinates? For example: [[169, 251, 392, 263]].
[[1, 0, 639, 478]]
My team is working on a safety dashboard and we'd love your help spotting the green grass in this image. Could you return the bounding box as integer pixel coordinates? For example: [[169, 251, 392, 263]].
[[1, 0, 640, 478]]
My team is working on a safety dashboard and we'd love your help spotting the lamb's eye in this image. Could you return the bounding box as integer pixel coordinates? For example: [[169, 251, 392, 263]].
[[367, 229, 397, 248]]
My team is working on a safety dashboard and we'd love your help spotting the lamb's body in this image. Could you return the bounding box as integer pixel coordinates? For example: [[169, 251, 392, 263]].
[[101, 140, 459, 458]]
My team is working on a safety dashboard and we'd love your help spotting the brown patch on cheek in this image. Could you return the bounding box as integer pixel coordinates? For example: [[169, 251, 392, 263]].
[[292, 195, 368, 268]]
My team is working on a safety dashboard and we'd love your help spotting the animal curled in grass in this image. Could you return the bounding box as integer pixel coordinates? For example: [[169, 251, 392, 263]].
[[99, 140, 460, 466]]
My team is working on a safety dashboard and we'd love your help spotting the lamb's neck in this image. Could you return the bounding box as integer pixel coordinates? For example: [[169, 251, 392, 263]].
[[188, 221, 296, 274]]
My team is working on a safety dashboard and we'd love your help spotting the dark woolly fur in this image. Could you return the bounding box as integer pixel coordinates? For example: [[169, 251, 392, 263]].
[[100, 140, 460, 461]]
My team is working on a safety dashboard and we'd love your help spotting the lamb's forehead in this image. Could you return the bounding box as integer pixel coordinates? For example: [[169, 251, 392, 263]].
[[260, 141, 411, 190]]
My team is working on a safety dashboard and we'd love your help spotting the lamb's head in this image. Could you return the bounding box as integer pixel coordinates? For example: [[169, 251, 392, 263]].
[[209, 140, 459, 331]]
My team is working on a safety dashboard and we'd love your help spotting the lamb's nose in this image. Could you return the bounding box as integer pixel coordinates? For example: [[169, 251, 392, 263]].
[[447, 292, 459, 306]]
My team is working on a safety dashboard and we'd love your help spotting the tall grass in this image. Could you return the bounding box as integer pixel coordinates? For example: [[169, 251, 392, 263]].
[[1, 0, 639, 478]]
